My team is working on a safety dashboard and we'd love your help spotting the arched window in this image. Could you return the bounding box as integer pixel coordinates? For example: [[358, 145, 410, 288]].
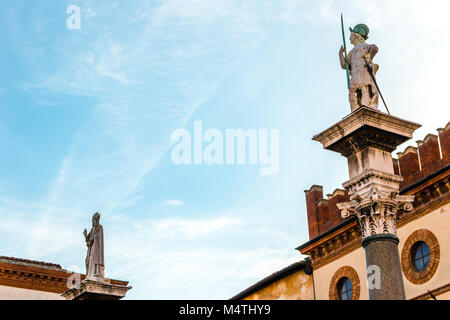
[[329, 266, 360, 300]]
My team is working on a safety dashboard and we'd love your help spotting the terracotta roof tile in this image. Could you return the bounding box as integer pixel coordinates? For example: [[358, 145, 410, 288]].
[[0, 255, 63, 271]]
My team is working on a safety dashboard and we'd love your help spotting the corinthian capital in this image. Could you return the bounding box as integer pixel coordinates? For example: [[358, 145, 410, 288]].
[[338, 187, 414, 239]]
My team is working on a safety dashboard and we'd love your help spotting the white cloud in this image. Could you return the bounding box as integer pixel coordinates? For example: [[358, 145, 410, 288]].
[[83, 7, 97, 19], [150, 216, 242, 240], [103, 215, 300, 299], [163, 199, 185, 207]]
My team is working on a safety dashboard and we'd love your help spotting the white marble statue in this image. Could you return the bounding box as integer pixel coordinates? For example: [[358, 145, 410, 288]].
[[339, 24, 379, 111], [83, 212, 105, 279]]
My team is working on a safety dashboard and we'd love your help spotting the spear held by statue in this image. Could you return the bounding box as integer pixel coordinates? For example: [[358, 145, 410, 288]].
[[340, 14, 390, 114], [363, 55, 390, 114]]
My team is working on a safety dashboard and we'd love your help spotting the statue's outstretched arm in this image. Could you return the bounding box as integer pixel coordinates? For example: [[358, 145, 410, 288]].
[[83, 229, 91, 245]]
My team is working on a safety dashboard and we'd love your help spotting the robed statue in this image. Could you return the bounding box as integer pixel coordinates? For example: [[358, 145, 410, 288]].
[[339, 23, 379, 111], [83, 212, 105, 279]]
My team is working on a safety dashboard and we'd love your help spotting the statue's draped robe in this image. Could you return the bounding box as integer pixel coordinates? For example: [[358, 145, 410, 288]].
[[85, 224, 104, 279]]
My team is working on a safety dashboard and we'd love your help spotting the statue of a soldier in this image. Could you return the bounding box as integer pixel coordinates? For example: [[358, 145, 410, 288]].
[[83, 212, 105, 279], [339, 24, 379, 111]]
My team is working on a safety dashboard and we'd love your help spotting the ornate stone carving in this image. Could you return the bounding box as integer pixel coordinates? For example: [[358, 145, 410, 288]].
[[303, 222, 362, 268], [338, 172, 414, 238], [398, 176, 450, 223]]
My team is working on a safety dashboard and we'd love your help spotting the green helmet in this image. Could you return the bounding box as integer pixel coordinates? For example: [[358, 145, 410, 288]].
[[349, 23, 369, 40]]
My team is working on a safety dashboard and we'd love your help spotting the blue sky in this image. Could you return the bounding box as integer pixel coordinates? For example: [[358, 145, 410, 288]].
[[0, 0, 449, 299]]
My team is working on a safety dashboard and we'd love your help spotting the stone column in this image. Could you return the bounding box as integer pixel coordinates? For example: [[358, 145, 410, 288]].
[[339, 170, 414, 300], [312, 107, 421, 300], [362, 235, 405, 299]]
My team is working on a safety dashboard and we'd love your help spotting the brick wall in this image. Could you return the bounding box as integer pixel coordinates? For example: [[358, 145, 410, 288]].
[[395, 122, 450, 190], [304, 187, 349, 240], [304, 185, 324, 240]]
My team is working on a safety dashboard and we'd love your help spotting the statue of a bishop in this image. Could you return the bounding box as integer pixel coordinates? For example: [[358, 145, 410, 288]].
[[83, 212, 105, 279]]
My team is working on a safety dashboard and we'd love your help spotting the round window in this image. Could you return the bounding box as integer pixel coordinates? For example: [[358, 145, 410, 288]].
[[402, 229, 440, 285], [411, 241, 431, 272], [337, 277, 353, 300]]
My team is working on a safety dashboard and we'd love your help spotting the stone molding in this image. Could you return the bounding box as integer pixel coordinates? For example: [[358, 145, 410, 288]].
[[398, 173, 449, 225], [342, 169, 403, 192], [362, 233, 399, 247], [0, 262, 71, 293], [411, 283, 450, 300], [306, 222, 361, 269], [312, 107, 421, 155], [61, 278, 132, 300], [0, 260, 129, 295], [401, 229, 440, 285], [329, 266, 360, 300]]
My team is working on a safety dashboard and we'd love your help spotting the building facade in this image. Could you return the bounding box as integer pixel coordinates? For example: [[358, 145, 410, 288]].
[[234, 121, 450, 300]]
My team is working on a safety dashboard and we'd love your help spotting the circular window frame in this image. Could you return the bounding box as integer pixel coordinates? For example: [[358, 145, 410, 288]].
[[329, 266, 360, 300], [401, 229, 440, 285]]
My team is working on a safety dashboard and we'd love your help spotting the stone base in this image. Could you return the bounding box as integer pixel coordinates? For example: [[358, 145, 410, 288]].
[[61, 278, 131, 300]]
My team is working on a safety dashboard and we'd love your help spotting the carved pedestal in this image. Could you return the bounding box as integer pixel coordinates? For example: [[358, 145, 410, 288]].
[[61, 278, 131, 300], [313, 107, 421, 300]]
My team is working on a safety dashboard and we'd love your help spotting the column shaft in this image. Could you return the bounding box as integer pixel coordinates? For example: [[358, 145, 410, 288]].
[[363, 235, 406, 300]]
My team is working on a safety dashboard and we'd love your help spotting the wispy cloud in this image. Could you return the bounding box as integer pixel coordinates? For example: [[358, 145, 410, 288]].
[[104, 213, 300, 299], [163, 199, 185, 207], [149, 216, 241, 240], [24, 0, 272, 220], [2, 0, 450, 300]]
